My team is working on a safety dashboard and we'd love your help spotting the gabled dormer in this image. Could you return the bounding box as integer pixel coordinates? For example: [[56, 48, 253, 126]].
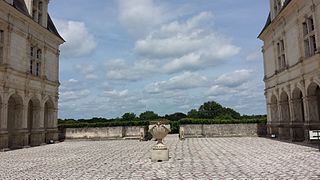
[[270, 0, 286, 20], [24, 0, 48, 27]]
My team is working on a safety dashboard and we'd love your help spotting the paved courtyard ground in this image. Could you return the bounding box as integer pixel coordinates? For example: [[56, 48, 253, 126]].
[[1, 135, 320, 179]]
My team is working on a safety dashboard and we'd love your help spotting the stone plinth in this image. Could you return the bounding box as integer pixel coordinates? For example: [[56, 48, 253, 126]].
[[151, 145, 169, 162]]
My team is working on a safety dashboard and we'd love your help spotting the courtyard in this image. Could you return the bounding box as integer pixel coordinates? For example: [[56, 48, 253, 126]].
[[0, 135, 319, 179]]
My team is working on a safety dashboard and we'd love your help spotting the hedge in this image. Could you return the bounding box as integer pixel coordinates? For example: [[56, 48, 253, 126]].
[[179, 118, 267, 125], [59, 120, 150, 128], [58, 118, 266, 132]]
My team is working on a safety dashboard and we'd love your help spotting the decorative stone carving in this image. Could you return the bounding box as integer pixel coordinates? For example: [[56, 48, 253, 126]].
[[148, 122, 171, 162]]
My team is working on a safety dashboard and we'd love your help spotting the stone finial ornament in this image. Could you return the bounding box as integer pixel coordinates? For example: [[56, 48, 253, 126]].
[[148, 122, 171, 162]]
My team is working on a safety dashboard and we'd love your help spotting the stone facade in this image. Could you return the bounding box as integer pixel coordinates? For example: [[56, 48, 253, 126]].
[[259, 0, 320, 141], [0, 0, 63, 149]]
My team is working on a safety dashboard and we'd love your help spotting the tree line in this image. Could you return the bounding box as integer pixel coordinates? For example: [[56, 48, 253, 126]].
[[59, 100, 266, 124]]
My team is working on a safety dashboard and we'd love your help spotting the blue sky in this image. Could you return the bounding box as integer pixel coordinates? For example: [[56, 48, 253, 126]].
[[49, 0, 270, 119]]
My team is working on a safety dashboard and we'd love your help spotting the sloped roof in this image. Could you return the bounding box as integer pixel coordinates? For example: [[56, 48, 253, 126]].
[[11, 0, 64, 41], [47, 14, 64, 41], [258, 0, 292, 38], [13, 0, 29, 16]]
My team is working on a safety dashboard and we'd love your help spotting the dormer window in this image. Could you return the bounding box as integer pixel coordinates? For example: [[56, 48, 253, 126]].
[[274, 0, 283, 16], [32, 0, 43, 24]]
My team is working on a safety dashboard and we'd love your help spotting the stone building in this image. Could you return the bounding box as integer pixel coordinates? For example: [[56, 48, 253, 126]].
[[0, 0, 63, 149], [259, 0, 320, 141]]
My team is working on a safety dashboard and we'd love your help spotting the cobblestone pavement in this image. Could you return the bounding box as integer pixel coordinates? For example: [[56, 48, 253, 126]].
[[1, 135, 320, 179]]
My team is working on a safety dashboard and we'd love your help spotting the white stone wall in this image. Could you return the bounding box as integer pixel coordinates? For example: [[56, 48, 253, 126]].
[[180, 124, 266, 138], [64, 126, 146, 140]]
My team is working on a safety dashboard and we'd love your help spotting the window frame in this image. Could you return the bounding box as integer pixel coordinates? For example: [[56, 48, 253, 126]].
[[29, 45, 42, 77], [303, 15, 318, 57], [0, 30, 4, 64], [276, 39, 286, 71]]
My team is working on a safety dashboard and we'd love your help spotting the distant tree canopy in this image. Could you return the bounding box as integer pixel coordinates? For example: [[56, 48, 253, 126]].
[[58, 100, 266, 133], [122, 112, 136, 121], [164, 112, 187, 121], [188, 101, 241, 119], [58, 100, 264, 127], [139, 111, 159, 120], [187, 109, 199, 119]]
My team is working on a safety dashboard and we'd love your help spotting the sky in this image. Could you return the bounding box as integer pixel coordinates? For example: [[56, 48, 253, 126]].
[[48, 0, 270, 119]]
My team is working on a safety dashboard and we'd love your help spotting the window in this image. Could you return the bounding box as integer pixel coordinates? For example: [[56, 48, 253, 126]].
[[277, 39, 286, 71], [303, 16, 317, 57], [30, 45, 41, 76], [0, 30, 4, 64], [32, 0, 43, 24]]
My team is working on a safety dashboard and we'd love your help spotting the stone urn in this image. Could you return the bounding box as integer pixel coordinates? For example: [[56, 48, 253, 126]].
[[148, 122, 171, 162]]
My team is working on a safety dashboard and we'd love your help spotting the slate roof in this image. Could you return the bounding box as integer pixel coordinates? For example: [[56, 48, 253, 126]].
[[11, 0, 64, 41], [258, 0, 292, 38]]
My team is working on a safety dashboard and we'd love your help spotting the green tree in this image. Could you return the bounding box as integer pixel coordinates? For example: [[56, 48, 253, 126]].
[[196, 101, 241, 119], [187, 109, 199, 118], [165, 112, 187, 121], [223, 108, 241, 119], [122, 112, 136, 121], [139, 111, 159, 120], [198, 101, 224, 118]]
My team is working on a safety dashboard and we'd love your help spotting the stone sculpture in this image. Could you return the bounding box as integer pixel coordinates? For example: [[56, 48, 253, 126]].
[[148, 122, 171, 162]]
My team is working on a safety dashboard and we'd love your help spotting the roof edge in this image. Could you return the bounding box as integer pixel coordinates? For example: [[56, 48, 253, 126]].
[[258, 0, 292, 38]]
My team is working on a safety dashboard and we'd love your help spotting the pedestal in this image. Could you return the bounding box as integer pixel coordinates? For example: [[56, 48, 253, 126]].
[[151, 143, 169, 162]]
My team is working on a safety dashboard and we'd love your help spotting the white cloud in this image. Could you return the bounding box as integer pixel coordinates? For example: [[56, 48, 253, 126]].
[[75, 64, 98, 80], [55, 19, 97, 57], [215, 69, 253, 87], [206, 85, 234, 96], [145, 72, 208, 94], [85, 74, 98, 80], [105, 59, 158, 81], [60, 89, 90, 102], [118, 0, 166, 37], [67, 78, 78, 83], [75, 64, 95, 74], [246, 51, 262, 61], [103, 89, 129, 98], [134, 12, 240, 73]]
